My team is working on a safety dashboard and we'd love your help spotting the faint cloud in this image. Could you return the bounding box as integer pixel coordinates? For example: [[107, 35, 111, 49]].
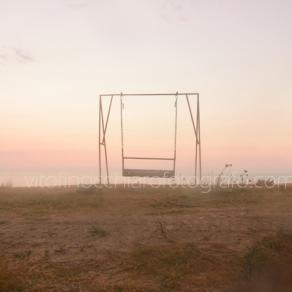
[[0, 54, 7, 62], [0, 47, 35, 64], [14, 49, 35, 63], [65, 0, 92, 10], [167, 0, 184, 11], [160, 0, 192, 23]]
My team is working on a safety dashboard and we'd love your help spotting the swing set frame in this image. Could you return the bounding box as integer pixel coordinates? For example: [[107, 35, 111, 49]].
[[98, 92, 201, 185]]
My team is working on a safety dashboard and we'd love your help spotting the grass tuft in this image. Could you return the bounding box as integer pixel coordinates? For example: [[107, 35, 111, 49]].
[[14, 250, 32, 260], [233, 232, 292, 292], [244, 232, 292, 279], [89, 226, 109, 238]]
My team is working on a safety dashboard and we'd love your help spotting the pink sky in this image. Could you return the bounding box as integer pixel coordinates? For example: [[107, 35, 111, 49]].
[[1, 0, 292, 185]]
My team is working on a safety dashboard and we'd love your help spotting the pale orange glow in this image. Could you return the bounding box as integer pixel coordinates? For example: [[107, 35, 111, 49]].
[[1, 0, 292, 185]]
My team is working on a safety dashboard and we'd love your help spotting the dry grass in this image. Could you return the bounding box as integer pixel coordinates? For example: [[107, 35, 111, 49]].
[[236, 232, 292, 292], [0, 186, 292, 291], [126, 242, 242, 291], [0, 188, 102, 218], [0, 261, 26, 292]]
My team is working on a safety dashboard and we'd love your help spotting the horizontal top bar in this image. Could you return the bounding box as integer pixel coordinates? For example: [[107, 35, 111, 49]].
[[123, 156, 174, 161], [99, 93, 199, 97]]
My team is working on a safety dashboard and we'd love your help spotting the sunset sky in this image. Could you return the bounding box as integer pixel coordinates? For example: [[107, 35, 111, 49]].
[[1, 0, 292, 185]]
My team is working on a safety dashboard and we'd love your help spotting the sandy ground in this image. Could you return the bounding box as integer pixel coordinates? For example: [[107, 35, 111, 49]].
[[0, 186, 292, 291]]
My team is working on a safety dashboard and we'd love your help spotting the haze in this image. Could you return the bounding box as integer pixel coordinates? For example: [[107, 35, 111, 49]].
[[1, 0, 292, 185]]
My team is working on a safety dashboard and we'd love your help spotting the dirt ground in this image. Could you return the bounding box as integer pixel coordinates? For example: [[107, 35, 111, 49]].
[[0, 186, 292, 291]]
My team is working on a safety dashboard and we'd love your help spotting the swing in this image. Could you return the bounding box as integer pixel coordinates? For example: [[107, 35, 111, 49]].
[[120, 94, 178, 178], [98, 92, 201, 185]]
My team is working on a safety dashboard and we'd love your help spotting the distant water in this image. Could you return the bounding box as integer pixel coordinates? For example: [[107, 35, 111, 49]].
[[1, 170, 292, 187]]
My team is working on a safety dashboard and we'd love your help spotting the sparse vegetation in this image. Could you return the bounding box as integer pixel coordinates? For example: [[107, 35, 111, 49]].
[[0, 188, 102, 216], [14, 250, 32, 260], [128, 242, 241, 290], [0, 261, 26, 291], [0, 186, 291, 291], [0, 180, 13, 189], [230, 232, 292, 292], [89, 226, 109, 238]]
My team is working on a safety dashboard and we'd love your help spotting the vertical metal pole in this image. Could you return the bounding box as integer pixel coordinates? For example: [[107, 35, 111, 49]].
[[120, 93, 125, 175], [197, 94, 202, 182], [173, 93, 178, 174], [195, 138, 198, 185], [100, 99, 110, 185], [196, 95, 199, 183], [98, 95, 102, 184], [195, 95, 198, 185]]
